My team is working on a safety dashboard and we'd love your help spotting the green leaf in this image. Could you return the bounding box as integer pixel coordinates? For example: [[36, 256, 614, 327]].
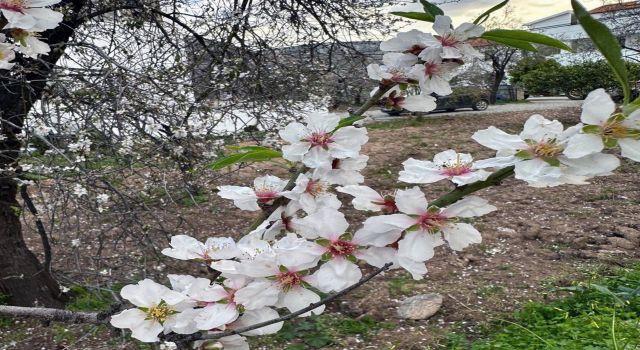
[[420, 0, 444, 16], [571, 0, 630, 103], [582, 125, 602, 134], [473, 0, 510, 25], [226, 145, 274, 152], [481, 29, 573, 52], [390, 11, 435, 22], [209, 148, 282, 170], [336, 115, 365, 130], [622, 96, 640, 116]]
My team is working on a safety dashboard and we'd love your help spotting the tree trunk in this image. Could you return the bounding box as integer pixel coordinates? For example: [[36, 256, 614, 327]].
[[490, 71, 506, 104], [0, 180, 66, 307], [0, 0, 87, 308]]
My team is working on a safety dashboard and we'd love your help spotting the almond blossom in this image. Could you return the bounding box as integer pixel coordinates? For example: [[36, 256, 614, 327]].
[[283, 171, 341, 214], [161, 235, 239, 262], [217, 175, 288, 211], [354, 187, 496, 276], [410, 49, 460, 95], [399, 149, 491, 186], [367, 52, 418, 84], [279, 112, 368, 168], [380, 88, 437, 113], [379, 29, 434, 56], [0, 0, 64, 31], [11, 29, 50, 58], [247, 202, 303, 241], [336, 185, 398, 213], [420, 15, 484, 60], [320, 154, 369, 186], [110, 279, 197, 342], [563, 89, 640, 162], [473, 114, 621, 187]]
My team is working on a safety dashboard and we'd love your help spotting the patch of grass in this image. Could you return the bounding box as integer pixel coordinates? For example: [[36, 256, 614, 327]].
[[66, 286, 117, 312], [388, 274, 420, 297], [476, 285, 505, 298], [250, 313, 395, 349], [446, 263, 640, 349], [368, 116, 433, 130]]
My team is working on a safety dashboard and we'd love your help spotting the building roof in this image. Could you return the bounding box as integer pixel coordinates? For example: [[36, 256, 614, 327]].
[[524, 10, 571, 26], [590, 1, 640, 14]]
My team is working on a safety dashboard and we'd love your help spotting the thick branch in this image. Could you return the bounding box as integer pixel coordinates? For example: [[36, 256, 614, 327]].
[[20, 185, 52, 273], [429, 166, 515, 208], [0, 305, 106, 324]]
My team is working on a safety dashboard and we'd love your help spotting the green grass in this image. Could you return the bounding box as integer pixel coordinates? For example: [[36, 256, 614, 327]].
[[446, 264, 640, 350], [66, 286, 118, 312], [250, 313, 396, 349]]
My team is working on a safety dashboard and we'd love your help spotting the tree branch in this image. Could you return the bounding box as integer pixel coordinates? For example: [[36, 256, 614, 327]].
[[0, 305, 106, 324]]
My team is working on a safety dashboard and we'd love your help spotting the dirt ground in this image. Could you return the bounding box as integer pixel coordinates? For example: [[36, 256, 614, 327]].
[[2, 106, 639, 350]]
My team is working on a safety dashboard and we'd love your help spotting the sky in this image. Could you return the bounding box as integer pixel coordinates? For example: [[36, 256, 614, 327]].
[[389, 0, 606, 27]]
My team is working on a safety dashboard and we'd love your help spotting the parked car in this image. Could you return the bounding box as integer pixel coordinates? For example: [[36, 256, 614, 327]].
[[381, 87, 489, 115]]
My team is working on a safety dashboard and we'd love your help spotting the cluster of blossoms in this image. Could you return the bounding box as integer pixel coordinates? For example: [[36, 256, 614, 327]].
[[368, 15, 484, 112], [108, 15, 640, 349], [0, 0, 64, 69]]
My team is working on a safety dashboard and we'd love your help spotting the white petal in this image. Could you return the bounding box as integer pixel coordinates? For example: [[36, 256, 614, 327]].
[[356, 247, 397, 268], [472, 126, 527, 151], [279, 122, 308, 143], [514, 159, 562, 187], [353, 214, 415, 246], [402, 94, 436, 112], [282, 142, 311, 162], [443, 223, 482, 251], [520, 114, 564, 141], [336, 185, 384, 211], [581, 89, 615, 125], [399, 158, 447, 184], [397, 257, 428, 280], [433, 15, 453, 36], [619, 138, 640, 162], [563, 133, 604, 158], [233, 307, 283, 336], [234, 281, 280, 310], [398, 232, 436, 262], [473, 156, 519, 169], [330, 126, 368, 159], [305, 112, 341, 132], [195, 303, 240, 330], [303, 146, 332, 168], [277, 288, 324, 316], [562, 153, 620, 176], [395, 187, 428, 215], [441, 196, 497, 217], [310, 259, 362, 293], [217, 186, 259, 211]]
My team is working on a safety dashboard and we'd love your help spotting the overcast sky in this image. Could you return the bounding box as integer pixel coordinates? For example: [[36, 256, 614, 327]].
[[390, 0, 606, 27]]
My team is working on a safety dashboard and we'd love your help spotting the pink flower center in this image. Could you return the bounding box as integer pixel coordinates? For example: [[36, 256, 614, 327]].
[[405, 44, 426, 56], [438, 34, 459, 48], [440, 163, 472, 177], [307, 132, 334, 148], [255, 190, 279, 203], [328, 239, 356, 257], [305, 180, 327, 197], [0, 0, 25, 12], [417, 212, 449, 233], [372, 196, 398, 214], [277, 271, 304, 291], [424, 63, 440, 77]]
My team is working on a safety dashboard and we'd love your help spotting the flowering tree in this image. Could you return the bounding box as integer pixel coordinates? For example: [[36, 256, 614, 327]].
[[1, 0, 640, 349]]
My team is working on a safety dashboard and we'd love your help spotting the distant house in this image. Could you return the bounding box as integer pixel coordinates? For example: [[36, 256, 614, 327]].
[[525, 1, 640, 61]]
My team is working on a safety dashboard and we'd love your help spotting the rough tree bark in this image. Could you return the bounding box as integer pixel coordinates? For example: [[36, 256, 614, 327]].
[[0, 0, 89, 308]]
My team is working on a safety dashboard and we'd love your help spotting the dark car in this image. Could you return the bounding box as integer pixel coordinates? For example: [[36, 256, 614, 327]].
[[381, 87, 489, 115], [431, 87, 490, 112]]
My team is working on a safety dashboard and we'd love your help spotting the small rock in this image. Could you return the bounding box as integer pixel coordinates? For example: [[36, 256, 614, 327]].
[[397, 293, 443, 320], [572, 237, 589, 249], [607, 237, 637, 250], [617, 226, 640, 243]]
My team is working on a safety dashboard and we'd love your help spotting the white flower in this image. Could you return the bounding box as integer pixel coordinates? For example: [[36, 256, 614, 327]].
[[217, 175, 288, 211], [12, 29, 50, 58], [380, 29, 434, 56], [564, 89, 640, 162], [381, 87, 436, 113], [319, 154, 368, 186], [0, 43, 16, 70], [354, 187, 495, 277], [421, 15, 484, 60], [473, 114, 621, 187], [367, 53, 417, 84], [110, 279, 196, 342], [71, 238, 81, 247], [283, 171, 341, 214], [161, 235, 240, 262], [0, 0, 64, 31], [410, 49, 460, 95], [336, 185, 398, 213], [72, 184, 87, 197], [399, 150, 491, 186], [96, 193, 110, 204], [279, 112, 368, 168], [247, 202, 303, 241]]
